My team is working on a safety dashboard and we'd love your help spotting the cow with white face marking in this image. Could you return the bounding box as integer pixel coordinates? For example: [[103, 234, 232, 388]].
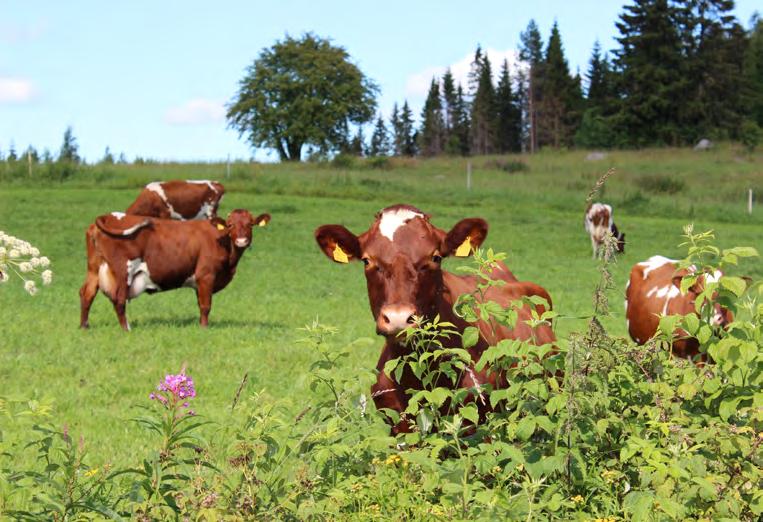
[[315, 204, 556, 434], [126, 180, 225, 220], [625, 255, 731, 359], [584, 202, 625, 258], [79, 209, 270, 330]]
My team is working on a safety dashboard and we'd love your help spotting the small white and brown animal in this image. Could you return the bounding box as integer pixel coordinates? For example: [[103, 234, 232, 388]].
[[584, 203, 625, 258], [126, 180, 225, 220], [625, 255, 731, 359]]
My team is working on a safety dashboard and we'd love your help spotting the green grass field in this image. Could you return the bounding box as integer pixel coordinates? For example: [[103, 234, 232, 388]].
[[1, 145, 761, 467]]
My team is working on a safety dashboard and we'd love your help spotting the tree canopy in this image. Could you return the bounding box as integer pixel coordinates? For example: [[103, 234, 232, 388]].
[[227, 33, 378, 161]]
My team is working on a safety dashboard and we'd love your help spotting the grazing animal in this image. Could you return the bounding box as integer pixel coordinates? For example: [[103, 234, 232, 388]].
[[584, 202, 625, 258], [625, 255, 731, 359], [79, 209, 270, 330], [315, 204, 556, 434], [126, 180, 225, 220]]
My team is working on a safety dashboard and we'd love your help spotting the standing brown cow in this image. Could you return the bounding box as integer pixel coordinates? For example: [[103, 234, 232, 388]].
[[315, 204, 556, 433], [625, 255, 731, 359], [79, 209, 270, 330], [126, 180, 225, 220]]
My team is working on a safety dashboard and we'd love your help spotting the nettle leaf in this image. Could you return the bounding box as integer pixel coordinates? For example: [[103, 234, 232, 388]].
[[383, 357, 399, 379], [697, 324, 713, 345], [682, 313, 699, 335], [416, 409, 434, 434], [461, 326, 479, 349], [720, 276, 747, 297], [460, 404, 479, 425], [658, 315, 682, 338], [718, 396, 744, 421], [723, 246, 759, 259], [515, 417, 536, 441]]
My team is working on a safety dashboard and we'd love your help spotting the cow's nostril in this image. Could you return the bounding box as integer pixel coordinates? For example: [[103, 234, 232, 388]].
[[406, 315, 415, 324], [382, 314, 390, 324]]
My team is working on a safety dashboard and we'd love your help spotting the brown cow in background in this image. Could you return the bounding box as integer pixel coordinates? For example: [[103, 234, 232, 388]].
[[126, 180, 225, 220], [585, 202, 625, 258], [315, 204, 556, 434], [625, 255, 732, 359], [79, 209, 270, 330]]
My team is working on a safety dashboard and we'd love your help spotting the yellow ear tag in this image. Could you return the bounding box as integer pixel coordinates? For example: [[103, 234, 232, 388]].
[[332, 245, 349, 263], [258, 220, 267, 227], [216, 223, 225, 231], [454, 236, 472, 257]]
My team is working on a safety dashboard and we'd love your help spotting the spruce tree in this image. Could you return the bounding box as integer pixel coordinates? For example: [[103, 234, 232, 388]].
[[613, 0, 686, 146], [419, 78, 445, 156], [446, 84, 470, 156], [442, 68, 457, 143], [495, 59, 521, 153], [519, 20, 544, 153], [470, 52, 497, 155], [7, 142, 17, 162], [400, 101, 417, 156], [59, 126, 81, 163], [369, 113, 390, 156], [390, 103, 404, 156], [537, 22, 581, 147], [744, 14, 763, 126], [577, 41, 620, 148]]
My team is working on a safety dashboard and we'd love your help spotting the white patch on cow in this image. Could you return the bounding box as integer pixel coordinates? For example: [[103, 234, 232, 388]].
[[378, 208, 423, 241], [705, 270, 722, 284], [126, 258, 160, 299], [626, 318, 629, 331], [584, 203, 613, 234], [111, 212, 126, 219], [235, 237, 249, 248], [183, 275, 197, 289], [637, 255, 678, 279], [192, 200, 215, 220], [146, 181, 183, 219], [98, 262, 116, 298], [186, 179, 218, 193]]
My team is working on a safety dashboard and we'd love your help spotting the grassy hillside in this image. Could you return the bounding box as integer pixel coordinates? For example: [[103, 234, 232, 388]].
[[0, 146, 761, 462]]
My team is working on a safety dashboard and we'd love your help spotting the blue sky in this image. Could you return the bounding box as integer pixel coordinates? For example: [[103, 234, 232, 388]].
[[1, 1, 760, 162]]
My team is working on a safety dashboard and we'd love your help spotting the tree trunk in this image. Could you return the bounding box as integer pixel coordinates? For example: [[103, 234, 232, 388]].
[[286, 140, 302, 161]]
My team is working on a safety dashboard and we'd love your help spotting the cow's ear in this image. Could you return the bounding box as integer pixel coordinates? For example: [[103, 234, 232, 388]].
[[315, 225, 361, 264], [442, 218, 488, 258], [254, 213, 271, 227], [672, 274, 701, 294]]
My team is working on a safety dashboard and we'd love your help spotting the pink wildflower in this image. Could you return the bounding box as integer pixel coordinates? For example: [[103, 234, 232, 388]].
[[149, 371, 196, 410]]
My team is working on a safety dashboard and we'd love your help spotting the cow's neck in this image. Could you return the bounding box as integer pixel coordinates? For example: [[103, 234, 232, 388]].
[[227, 244, 246, 270]]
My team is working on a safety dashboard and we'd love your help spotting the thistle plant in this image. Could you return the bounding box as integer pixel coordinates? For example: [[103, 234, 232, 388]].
[[0, 230, 52, 295]]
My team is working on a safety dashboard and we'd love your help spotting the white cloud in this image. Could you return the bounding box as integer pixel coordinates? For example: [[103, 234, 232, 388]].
[[405, 48, 522, 100], [164, 98, 226, 125], [0, 77, 36, 103]]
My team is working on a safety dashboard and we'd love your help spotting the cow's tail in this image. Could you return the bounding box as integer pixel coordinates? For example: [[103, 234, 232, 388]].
[[95, 215, 152, 237]]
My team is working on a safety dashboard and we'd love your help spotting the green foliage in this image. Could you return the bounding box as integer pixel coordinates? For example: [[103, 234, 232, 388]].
[[739, 119, 761, 152], [638, 173, 686, 194], [226, 32, 378, 161]]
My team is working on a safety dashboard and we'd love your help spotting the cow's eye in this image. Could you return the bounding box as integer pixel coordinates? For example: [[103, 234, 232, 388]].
[[361, 257, 370, 266], [432, 254, 442, 263]]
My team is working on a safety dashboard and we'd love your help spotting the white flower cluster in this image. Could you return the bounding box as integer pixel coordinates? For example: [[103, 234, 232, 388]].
[[0, 230, 53, 295]]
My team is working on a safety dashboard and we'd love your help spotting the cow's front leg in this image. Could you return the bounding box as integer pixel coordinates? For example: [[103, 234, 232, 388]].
[[195, 277, 213, 327]]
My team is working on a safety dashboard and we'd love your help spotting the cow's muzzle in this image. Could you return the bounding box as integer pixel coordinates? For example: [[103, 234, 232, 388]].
[[235, 238, 250, 248], [377, 304, 416, 336]]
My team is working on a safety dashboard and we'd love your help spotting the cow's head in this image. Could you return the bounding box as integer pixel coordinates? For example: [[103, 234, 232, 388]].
[[315, 205, 487, 338], [226, 210, 270, 249], [671, 269, 732, 327]]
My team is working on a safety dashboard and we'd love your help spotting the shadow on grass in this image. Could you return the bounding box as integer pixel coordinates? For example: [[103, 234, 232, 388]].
[[84, 317, 288, 330]]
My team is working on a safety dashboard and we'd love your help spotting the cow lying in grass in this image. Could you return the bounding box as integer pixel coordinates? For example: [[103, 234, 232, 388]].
[[79, 209, 270, 330], [315, 204, 556, 434], [126, 180, 225, 220]]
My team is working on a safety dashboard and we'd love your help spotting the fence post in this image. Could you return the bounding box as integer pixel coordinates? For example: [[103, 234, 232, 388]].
[[27, 150, 32, 178], [748, 188, 753, 215], [466, 161, 472, 191]]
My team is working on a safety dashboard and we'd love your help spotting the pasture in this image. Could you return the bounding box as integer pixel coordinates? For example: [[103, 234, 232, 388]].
[[1, 145, 762, 518]]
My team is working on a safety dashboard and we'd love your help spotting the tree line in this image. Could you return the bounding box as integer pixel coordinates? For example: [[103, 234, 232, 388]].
[[360, 1, 763, 158]]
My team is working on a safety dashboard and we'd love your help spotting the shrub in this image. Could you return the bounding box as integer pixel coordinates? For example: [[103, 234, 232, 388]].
[[330, 153, 356, 169], [638, 174, 686, 194], [740, 120, 762, 153], [485, 158, 530, 173]]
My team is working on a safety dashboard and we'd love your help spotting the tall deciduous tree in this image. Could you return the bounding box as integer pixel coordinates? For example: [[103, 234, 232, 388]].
[[227, 33, 378, 161], [419, 79, 445, 156]]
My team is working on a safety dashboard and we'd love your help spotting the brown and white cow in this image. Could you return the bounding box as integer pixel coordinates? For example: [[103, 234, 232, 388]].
[[126, 180, 225, 220], [584, 202, 625, 258], [625, 255, 731, 359], [315, 204, 556, 433], [79, 209, 270, 330]]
